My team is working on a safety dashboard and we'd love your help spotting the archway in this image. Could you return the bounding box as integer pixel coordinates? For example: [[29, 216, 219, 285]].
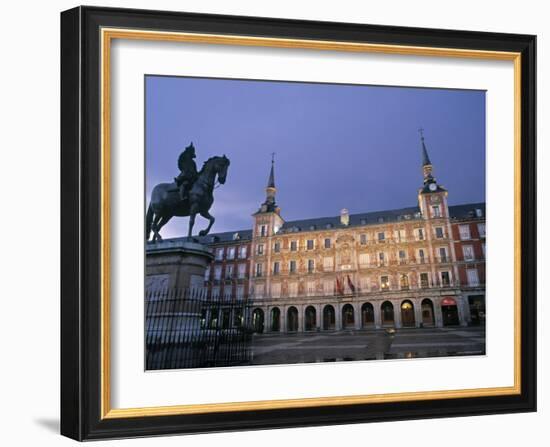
[[287, 306, 299, 332], [381, 301, 394, 326], [361, 302, 375, 327], [270, 307, 280, 332], [441, 297, 459, 326], [305, 306, 316, 331], [421, 299, 435, 326], [252, 308, 264, 333], [401, 300, 415, 327], [323, 305, 336, 330], [342, 304, 355, 329]]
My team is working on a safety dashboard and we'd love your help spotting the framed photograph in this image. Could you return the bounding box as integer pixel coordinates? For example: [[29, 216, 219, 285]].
[[61, 6, 536, 441]]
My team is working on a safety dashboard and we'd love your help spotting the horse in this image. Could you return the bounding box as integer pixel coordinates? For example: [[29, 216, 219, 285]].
[[146, 155, 230, 242]]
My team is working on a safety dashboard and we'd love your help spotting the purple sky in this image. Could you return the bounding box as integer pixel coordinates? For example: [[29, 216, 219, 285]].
[[146, 76, 485, 238]]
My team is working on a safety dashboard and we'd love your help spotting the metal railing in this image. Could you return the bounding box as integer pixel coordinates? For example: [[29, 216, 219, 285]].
[[145, 287, 253, 370]]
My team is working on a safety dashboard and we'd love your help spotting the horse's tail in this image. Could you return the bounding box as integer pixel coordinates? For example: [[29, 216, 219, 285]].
[[145, 202, 154, 241]]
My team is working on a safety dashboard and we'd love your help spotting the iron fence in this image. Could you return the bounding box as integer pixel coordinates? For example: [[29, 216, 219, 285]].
[[145, 288, 253, 370]]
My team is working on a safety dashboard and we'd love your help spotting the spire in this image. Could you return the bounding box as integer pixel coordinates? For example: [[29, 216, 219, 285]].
[[419, 128, 432, 166], [258, 153, 278, 213], [267, 152, 275, 188]]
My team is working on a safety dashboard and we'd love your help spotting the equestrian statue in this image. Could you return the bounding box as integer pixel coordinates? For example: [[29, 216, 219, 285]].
[[146, 142, 230, 242]]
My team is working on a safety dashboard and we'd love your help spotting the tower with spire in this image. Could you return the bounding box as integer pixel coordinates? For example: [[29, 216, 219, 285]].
[[416, 129, 449, 219], [253, 154, 285, 237]]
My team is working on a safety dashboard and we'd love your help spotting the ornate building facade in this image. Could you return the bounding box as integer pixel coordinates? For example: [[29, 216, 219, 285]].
[[157, 136, 486, 333]]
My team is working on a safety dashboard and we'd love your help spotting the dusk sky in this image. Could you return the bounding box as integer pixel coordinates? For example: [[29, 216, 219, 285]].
[[145, 76, 485, 239]]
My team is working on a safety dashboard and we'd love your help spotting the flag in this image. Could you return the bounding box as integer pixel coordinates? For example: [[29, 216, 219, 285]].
[[347, 275, 356, 293], [336, 277, 344, 295]]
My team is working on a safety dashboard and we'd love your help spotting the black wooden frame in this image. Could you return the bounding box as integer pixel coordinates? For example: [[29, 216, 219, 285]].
[[61, 5, 536, 441]]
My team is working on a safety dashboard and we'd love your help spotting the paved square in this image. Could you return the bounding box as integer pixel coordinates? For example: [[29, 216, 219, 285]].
[[249, 326, 486, 365]]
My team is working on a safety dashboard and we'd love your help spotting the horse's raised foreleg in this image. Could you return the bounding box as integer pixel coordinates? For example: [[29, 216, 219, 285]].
[[198, 210, 215, 237]]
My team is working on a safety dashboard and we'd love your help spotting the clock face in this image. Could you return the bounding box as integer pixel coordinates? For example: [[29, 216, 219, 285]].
[[429, 183, 437, 191]]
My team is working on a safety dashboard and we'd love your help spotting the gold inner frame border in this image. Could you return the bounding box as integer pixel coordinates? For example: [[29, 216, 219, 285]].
[[100, 27, 522, 419]]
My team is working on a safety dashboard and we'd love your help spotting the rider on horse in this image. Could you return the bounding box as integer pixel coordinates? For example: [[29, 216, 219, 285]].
[[174, 142, 198, 202]]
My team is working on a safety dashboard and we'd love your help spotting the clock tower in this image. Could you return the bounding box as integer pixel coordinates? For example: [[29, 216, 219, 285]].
[[417, 129, 449, 219]]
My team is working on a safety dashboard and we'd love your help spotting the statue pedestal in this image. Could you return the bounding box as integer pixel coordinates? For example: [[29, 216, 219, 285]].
[[145, 239, 213, 290], [145, 240, 214, 369]]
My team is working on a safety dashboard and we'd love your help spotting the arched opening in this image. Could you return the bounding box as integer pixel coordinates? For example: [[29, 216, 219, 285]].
[[252, 308, 264, 333], [421, 299, 435, 326], [361, 302, 375, 327], [401, 300, 415, 327], [441, 297, 460, 326], [221, 309, 231, 329], [342, 304, 355, 329], [381, 301, 395, 326], [305, 306, 317, 331], [287, 306, 299, 332], [323, 305, 336, 330], [270, 307, 280, 332]]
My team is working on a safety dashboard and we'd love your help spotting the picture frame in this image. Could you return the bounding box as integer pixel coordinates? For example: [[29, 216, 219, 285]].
[[60, 5, 536, 441]]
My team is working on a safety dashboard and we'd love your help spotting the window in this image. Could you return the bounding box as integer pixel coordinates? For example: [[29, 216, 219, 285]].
[[462, 245, 475, 261], [225, 264, 233, 279], [467, 268, 480, 286], [307, 239, 314, 250], [323, 257, 334, 270], [307, 281, 315, 296], [418, 249, 426, 263], [378, 232, 385, 242], [380, 276, 389, 290], [274, 241, 281, 253], [255, 283, 265, 298], [395, 229, 406, 242], [459, 224, 471, 240], [482, 243, 486, 258], [239, 246, 247, 259], [417, 228, 425, 241], [290, 240, 297, 251], [358, 253, 369, 267], [307, 259, 315, 273], [238, 263, 246, 279], [441, 271, 451, 287], [420, 272, 429, 288], [398, 250, 406, 263], [324, 279, 334, 294], [236, 285, 244, 299], [478, 223, 486, 237], [289, 260, 296, 273], [260, 225, 267, 237], [257, 244, 264, 255], [255, 263, 263, 277], [435, 227, 444, 239], [273, 261, 280, 275], [378, 252, 385, 265], [226, 247, 235, 260], [324, 238, 331, 249], [432, 205, 441, 218], [439, 247, 448, 262], [271, 283, 281, 298], [214, 266, 222, 280], [204, 266, 211, 281], [360, 234, 367, 245], [400, 274, 409, 290], [215, 248, 224, 260]]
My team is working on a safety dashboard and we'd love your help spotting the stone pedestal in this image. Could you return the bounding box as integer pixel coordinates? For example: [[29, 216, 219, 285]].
[[145, 240, 214, 369], [145, 239, 214, 291]]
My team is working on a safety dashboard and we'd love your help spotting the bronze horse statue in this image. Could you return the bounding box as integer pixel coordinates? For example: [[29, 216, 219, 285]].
[[146, 155, 230, 242]]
